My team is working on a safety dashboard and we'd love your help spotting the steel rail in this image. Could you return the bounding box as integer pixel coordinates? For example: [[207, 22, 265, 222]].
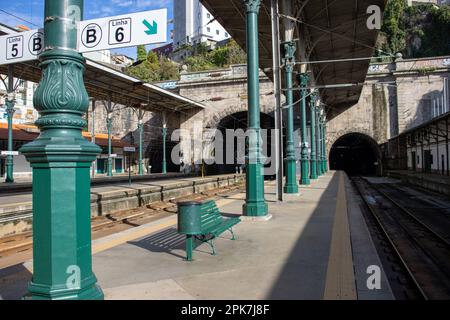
[[351, 177, 428, 300]]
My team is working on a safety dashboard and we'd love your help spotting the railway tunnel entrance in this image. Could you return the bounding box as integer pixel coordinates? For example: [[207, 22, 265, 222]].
[[206, 111, 275, 176], [329, 133, 381, 176]]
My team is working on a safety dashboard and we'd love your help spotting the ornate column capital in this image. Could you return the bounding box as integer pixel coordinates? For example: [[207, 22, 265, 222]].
[[243, 0, 261, 14], [281, 41, 296, 64], [5, 99, 16, 115], [298, 73, 309, 87]]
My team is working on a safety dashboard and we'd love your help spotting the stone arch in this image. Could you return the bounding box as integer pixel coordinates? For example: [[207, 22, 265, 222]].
[[205, 103, 276, 129], [327, 127, 374, 155], [328, 131, 382, 176]]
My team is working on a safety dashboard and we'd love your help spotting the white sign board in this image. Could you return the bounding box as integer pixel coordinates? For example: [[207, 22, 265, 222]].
[[1, 151, 19, 156], [78, 9, 167, 53], [0, 29, 44, 65], [110, 154, 118, 158], [123, 146, 136, 152]]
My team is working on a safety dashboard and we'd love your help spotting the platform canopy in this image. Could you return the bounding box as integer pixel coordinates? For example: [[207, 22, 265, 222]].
[[0, 24, 205, 113], [200, 0, 387, 119]]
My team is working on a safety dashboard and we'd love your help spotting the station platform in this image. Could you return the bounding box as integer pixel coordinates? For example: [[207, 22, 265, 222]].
[[0, 171, 394, 300], [386, 170, 450, 196]]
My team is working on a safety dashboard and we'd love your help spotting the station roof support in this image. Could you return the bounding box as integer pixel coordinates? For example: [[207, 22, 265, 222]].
[[200, 0, 387, 119]]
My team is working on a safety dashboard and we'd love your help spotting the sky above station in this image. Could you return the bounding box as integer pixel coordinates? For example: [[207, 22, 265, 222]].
[[0, 0, 175, 59]]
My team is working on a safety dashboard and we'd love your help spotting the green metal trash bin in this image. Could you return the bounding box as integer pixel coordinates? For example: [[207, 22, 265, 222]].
[[177, 201, 203, 261]]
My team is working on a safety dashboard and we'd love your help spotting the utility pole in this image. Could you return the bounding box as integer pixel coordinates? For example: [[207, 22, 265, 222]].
[[20, 0, 103, 300], [270, 0, 284, 201], [243, 0, 268, 217]]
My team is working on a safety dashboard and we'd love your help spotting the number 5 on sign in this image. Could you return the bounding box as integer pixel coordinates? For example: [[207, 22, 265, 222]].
[[0, 29, 44, 65], [78, 9, 167, 53]]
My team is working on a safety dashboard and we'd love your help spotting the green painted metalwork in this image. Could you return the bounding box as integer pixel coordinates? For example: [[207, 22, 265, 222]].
[[316, 108, 323, 176], [106, 116, 113, 177], [281, 41, 298, 194], [298, 73, 310, 185], [323, 118, 328, 173], [178, 200, 239, 261], [162, 127, 167, 174], [5, 99, 15, 183], [138, 122, 144, 175], [309, 91, 318, 180], [20, 0, 103, 300], [242, 0, 268, 216]]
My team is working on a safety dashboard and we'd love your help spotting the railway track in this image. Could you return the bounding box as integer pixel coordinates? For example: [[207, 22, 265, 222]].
[[352, 177, 450, 300], [0, 183, 244, 268]]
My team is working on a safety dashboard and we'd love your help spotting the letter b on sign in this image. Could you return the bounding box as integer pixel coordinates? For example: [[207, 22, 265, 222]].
[[82, 23, 102, 48], [29, 32, 44, 56]]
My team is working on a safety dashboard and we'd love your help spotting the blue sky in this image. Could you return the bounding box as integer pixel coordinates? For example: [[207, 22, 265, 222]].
[[0, 0, 174, 59]]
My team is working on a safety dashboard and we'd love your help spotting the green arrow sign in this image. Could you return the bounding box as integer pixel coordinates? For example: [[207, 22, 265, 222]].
[[143, 19, 158, 35]]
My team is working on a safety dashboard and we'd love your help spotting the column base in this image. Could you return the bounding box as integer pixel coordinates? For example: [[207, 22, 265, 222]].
[[5, 177, 14, 183], [243, 201, 268, 217], [300, 178, 310, 186], [284, 184, 298, 194], [28, 277, 104, 300], [310, 161, 318, 180]]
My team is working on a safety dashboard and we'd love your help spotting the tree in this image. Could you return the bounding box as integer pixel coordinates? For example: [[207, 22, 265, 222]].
[[380, 0, 406, 55], [377, 3, 450, 58], [183, 39, 247, 71], [147, 50, 158, 64], [137, 45, 147, 62], [126, 46, 180, 82]]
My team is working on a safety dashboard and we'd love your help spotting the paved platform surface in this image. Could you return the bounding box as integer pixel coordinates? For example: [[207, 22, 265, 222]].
[[0, 171, 394, 300]]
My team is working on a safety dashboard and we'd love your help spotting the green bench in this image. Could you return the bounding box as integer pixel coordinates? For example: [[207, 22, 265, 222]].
[[177, 200, 241, 261]]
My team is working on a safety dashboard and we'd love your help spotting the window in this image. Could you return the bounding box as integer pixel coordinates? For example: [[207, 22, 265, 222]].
[[225, 32, 229, 37], [207, 27, 211, 33], [216, 30, 219, 35], [207, 13, 211, 19]]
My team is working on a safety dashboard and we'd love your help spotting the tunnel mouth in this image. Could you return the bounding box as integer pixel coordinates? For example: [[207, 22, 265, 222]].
[[329, 133, 380, 176], [206, 111, 275, 177]]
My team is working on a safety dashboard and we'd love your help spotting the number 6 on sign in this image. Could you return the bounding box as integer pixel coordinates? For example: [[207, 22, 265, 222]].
[[109, 18, 131, 45], [78, 9, 167, 53]]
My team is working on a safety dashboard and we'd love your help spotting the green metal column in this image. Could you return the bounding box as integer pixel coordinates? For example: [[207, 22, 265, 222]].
[[106, 116, 113, 177], [138, 121, 143, 175], [5, 65, 15, 183], [282, 41, 298, 194], [323, 118, 328, 173], [298, 73, 310, 185], [309, 91, 318, 180], [20, 0, 103, 300], [316, 108, 323, 176], [162, 127, 167, 174], [243, 0, 268, 217]]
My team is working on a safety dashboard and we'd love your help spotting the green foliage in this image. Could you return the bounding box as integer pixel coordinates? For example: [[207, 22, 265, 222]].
[[378, 2, 450, 58], [418, 5, 450, 57], [380, 0, 406, 55], [126, 46, 180, 82], [137, 45, 147, 62], [147, 50, 158, 64], [183, 40, 247, 71]]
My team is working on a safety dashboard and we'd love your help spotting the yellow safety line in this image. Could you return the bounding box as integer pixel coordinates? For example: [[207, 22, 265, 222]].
[[323, 171, 357, 300]]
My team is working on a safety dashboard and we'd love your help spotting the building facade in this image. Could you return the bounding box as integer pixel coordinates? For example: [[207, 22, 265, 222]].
[[173, 0, 230, 61]]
